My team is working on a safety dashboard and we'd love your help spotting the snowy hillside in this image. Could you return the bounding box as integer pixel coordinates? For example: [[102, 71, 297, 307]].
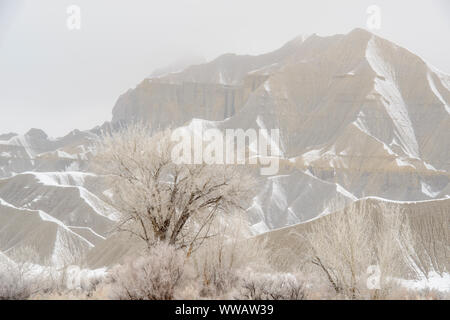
[[0, 28, 449, 265]]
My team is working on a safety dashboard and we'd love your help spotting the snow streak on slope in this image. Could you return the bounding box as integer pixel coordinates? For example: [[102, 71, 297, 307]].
[[23, 172, 119, 221], [6, 135, 35, 159], [427, 71, 450, 114], [0, 171, 119, 265], [31, 171, 95, 187], [78, 188, 120, 221], [0, 198, 94, 266], [366, 37, 420, 159]]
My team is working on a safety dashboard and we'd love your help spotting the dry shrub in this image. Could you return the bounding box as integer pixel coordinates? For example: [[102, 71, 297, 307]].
[[97, 215, 272, 300], [108, 242, 188, 300], [190, 215, 269, 298], [238, 272, 307, 300]]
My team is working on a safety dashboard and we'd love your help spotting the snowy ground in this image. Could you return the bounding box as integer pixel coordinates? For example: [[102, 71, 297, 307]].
[[398, 272, 450, 293]]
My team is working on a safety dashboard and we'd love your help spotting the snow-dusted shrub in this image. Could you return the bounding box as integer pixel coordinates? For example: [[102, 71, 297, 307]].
[[109, 243, 187, 300], [238, 272, 307, 300]]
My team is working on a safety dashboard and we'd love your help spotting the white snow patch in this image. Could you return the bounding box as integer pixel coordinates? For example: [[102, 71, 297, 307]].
[[362, 196, 449, 204], [395, 158, 416, 169], [336, 184, 358, 201], [424, 161, 438, 171], [398, 272, 450, 293], [301, 148, 323, 165], [251, 221, 270, 234], [56, 150, 77, 159], [421, 181, 440, 198], [102, 189, 114, 199], [29, 171, 95, 187], [68, 226, 107, 240]]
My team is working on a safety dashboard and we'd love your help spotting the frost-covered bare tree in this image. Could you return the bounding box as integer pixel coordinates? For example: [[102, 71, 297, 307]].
[[95, 124, 255, 252], [301, 200, 414, 299]]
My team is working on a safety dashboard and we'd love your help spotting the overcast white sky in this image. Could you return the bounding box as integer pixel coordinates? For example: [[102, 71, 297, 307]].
[[0, 0, 449, 137]]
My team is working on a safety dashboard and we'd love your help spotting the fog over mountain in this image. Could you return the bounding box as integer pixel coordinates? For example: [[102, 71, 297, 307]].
[[1, 0, 449, 136]]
